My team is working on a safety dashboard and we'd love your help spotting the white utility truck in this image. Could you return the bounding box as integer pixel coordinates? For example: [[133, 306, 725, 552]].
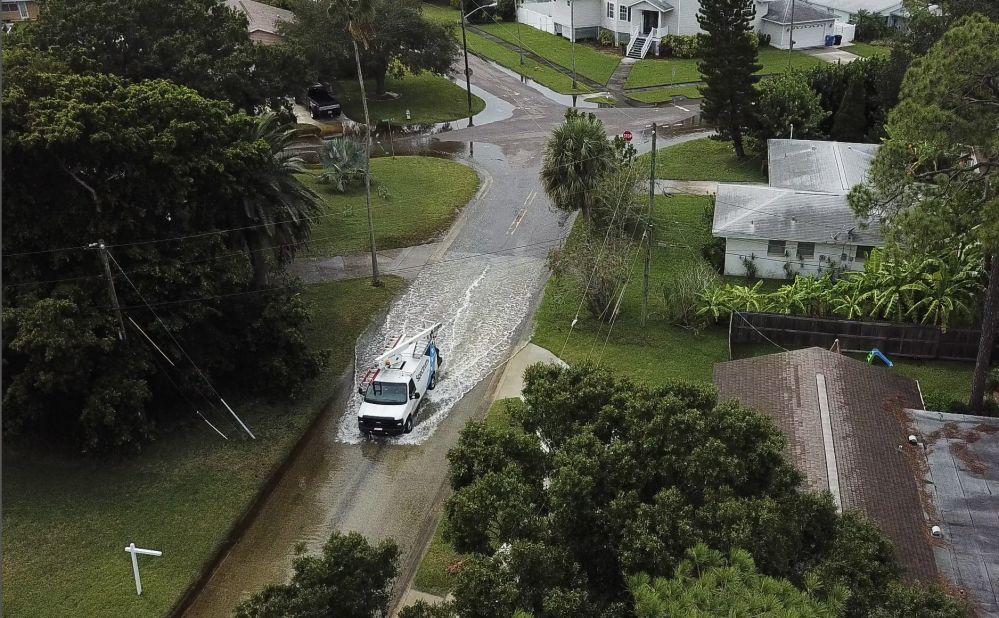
[[357, 323, 442, 436]]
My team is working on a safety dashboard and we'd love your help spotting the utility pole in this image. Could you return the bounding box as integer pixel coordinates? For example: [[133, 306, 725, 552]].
[[787, 0, 796, 69], [353, 40, 381, 287], [516, 0, 525, 65], [642, 123, 657, 326], [459, 0, 475, 126], [569, 0, 577, 90], [90, 240, 126, 340]]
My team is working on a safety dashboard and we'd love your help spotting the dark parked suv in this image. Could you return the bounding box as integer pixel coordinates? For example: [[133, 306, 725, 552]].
[[306, 84, 341, 119]]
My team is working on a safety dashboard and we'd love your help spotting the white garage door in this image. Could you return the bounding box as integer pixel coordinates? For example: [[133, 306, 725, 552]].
[[792, 23, 827, 48]]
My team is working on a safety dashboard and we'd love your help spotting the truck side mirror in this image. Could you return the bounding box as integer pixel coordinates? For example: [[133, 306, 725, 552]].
[[357, 387, 365, 395], [411, 392, 420, 400]]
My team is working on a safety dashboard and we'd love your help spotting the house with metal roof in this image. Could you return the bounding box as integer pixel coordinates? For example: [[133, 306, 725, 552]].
[[225, 0, 293, 45], [712, 139, 882, 279], [907, 410, 999, 616]]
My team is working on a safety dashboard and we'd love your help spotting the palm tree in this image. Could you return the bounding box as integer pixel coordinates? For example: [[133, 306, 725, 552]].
[[334, 0, 381, 286], [238, 112, 322, 289], [540, 109, 615, 223]]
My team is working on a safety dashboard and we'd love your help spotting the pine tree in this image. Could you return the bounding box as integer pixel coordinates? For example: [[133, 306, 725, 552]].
[[830, 74, 868, 142], [697, 0, 762, 158]]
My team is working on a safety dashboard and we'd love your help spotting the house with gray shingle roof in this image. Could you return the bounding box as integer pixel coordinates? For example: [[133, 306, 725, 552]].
[[713, 347, 939, 583], [760, 0, 837, 49], [225, 0, 293, 45], [712, 138, 882, 279]]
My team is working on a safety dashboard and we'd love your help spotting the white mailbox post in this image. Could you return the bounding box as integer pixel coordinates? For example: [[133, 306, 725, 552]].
[[125, 543, 162, 595]]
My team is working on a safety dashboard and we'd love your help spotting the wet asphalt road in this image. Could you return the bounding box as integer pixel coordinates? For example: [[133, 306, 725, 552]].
[[181, 54, 702, 617]]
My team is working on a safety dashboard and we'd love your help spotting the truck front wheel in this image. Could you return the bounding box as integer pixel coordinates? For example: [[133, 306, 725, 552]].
[[404, 415, 414, 434]]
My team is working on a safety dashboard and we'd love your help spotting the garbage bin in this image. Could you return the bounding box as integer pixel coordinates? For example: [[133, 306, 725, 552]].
[[833, 34, 843, 45], [825, 34, 834, 46]]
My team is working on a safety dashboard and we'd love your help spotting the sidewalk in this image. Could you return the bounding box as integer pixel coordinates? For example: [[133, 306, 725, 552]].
[[801, 46, 861, 64], [290, 243, 441, 283]]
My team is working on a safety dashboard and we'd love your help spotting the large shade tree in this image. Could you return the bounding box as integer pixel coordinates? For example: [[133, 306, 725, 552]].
[[433, 365, 967, 617], [235, 532, 399, 618], [12, 0, 307, 111], [850, 14, 999, 411], [2, 55, 322, 452], [282, 0, 456, 94]]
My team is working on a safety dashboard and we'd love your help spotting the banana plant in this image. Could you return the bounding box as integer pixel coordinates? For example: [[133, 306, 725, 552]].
[[902, 256, 980, 330]]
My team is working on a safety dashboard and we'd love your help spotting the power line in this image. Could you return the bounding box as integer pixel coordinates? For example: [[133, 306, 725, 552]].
[[106, 250, 257, 440]]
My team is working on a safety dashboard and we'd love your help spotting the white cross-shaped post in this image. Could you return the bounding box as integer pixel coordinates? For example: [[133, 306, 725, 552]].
[[125, 543, 162, 595]]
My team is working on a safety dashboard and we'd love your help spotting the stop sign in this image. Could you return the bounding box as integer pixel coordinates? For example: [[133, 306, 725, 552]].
[[622, 130, 633, 142]]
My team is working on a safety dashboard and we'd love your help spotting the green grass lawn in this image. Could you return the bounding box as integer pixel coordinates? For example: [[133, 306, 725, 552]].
[[475, 21, 621, 85], [532, 196, 975, 400], [466, 29, 589, 94], [2, 276, 407, 618], [845, 41, 891, 58], [626, 85, 703, 104], [422, 3, 591, 94], [300, 156, 479, 257], [336, 72, 485, 125], [421, 1, 460, 24], [637, 137, 767, 183], [412, 398, 525, 597], [533, 195, 729, 386], [625, 47, 825, 89]]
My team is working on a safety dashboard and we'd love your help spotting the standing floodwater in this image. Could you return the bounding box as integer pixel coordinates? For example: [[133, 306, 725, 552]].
[[339, 250, 549, 444]]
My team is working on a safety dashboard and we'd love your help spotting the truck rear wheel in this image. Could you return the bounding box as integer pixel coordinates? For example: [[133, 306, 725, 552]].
[[428, 372, 437, 390], [404, 415, 414, 434]]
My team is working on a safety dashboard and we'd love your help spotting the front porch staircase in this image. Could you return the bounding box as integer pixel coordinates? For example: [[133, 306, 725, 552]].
[[627, 35, 648, 58]]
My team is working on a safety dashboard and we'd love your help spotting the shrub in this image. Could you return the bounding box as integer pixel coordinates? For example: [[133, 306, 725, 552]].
[[852, 10, 892, 43], [662, 261, 719, 330], [660, 34, 701, 58], [741, 255, 758, 280], [318, 137, 368, 192], [599, 29, 614, 47]]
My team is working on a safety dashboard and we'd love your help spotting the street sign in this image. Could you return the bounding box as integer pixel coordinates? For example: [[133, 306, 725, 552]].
[[623, 130, 633, 142]]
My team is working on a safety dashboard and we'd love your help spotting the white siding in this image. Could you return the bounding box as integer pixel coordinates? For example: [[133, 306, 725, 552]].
[[763, 19, 835, 49], [723, 237, 868, 279]]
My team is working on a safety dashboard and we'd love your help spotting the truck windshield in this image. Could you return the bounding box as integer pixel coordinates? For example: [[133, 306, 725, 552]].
[[363, 382, 408, 405]]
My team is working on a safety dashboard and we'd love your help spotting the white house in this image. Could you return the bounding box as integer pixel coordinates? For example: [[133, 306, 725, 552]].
[[712, 139, 883, 279], [804, 0, 910, 28], [517, 0, 840, 56], [759, 0, 837, 50]]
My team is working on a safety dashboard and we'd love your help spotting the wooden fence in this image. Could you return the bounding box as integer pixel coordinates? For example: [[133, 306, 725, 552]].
[[729, 312, 995, 362]]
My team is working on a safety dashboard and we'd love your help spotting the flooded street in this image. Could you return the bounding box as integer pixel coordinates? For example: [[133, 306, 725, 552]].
[[181, 54, 702, 617]]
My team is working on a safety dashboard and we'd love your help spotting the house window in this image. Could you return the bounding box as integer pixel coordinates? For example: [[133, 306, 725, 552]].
[[796, 242, 815, 259], [1, 3, 18, 12], [767, 240, 786, 257], [607, 2, 614, 18], [855, 245, 874, 262], [619, 5, 629, 20]]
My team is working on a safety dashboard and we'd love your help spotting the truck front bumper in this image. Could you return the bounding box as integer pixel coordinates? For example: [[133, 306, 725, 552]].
[[358, 415, 405, 435]]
